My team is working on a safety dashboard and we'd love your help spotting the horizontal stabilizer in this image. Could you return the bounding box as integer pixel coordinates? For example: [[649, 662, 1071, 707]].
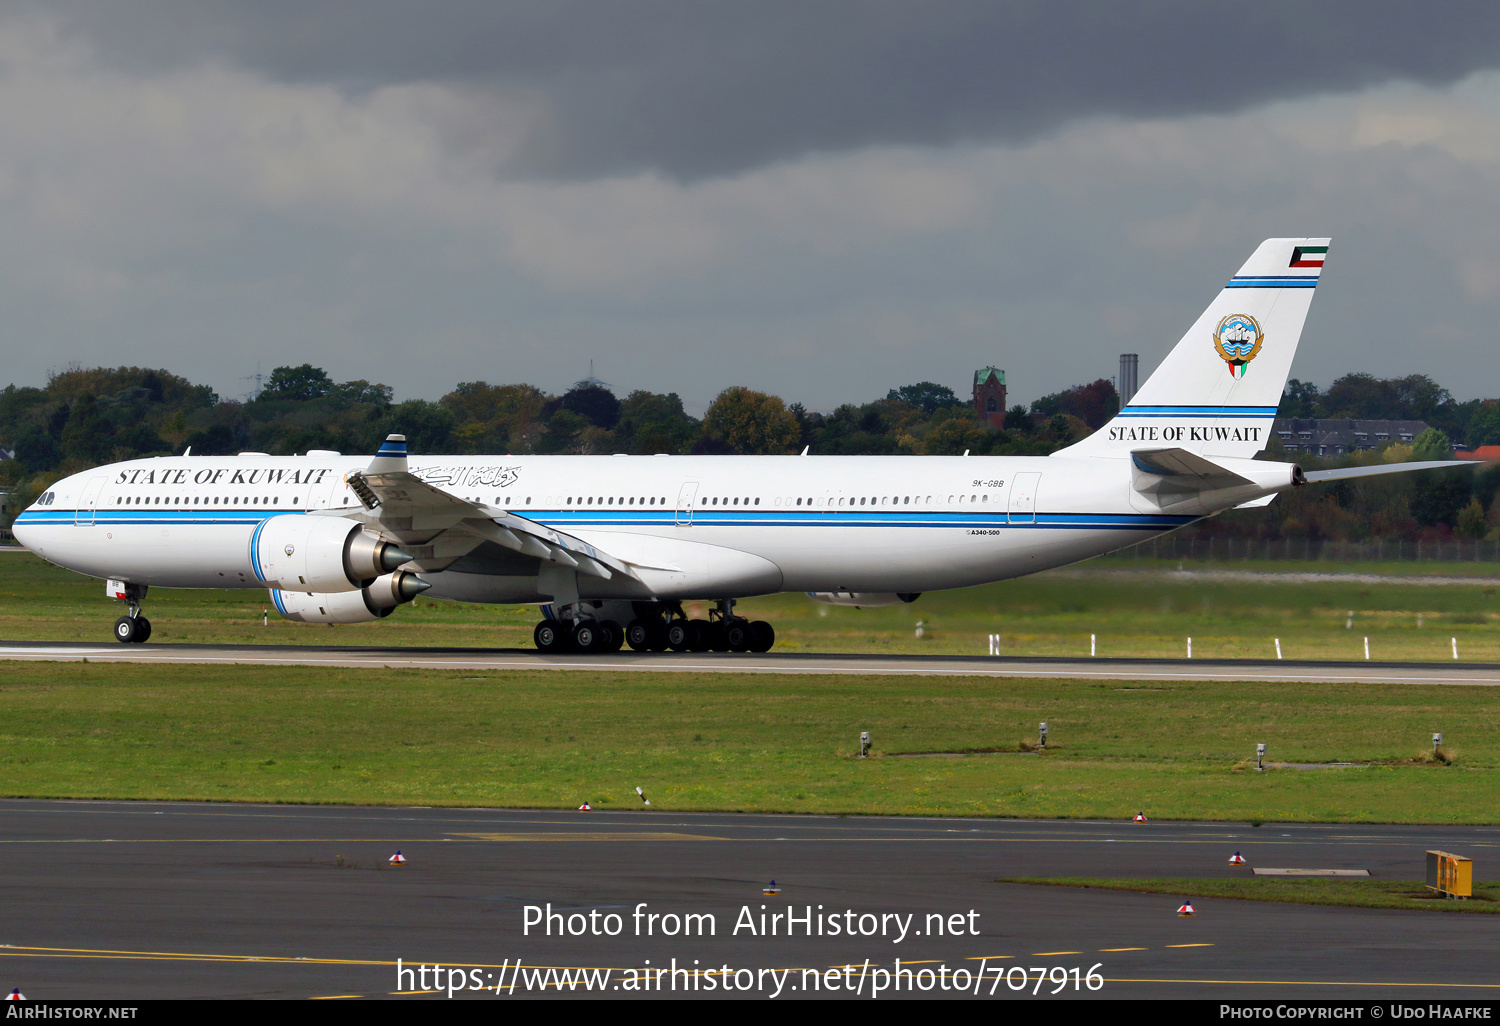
[[1302, 460, 1477, 484], [1131, 447, 1255, 490]]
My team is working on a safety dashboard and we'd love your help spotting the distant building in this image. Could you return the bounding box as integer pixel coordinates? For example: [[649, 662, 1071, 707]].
[[1454, 446, 1500, 462], [1273, 418, 1428, 457], [1118, 354, 1139, 406], [973, 367, 1006, 428]]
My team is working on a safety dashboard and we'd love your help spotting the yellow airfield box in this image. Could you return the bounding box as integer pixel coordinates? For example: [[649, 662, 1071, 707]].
[[1425, 850, 1473, 898]]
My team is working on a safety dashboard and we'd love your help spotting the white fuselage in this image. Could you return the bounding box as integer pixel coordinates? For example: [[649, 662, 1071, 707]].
[[13, 452, 1197, 602]]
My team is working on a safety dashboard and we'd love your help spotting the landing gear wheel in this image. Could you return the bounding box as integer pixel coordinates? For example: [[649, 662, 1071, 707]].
[[134, 617, 151, 643], [748, 620, 775, 653], [114, 616, 138, 644], [571, 620, 602, 653], [625, 618, 652, 652], [666, 619, 696, 652], [647, 620, 670, 652], [706, 621, 730, 652], [534, 620, 566, 653], [688, 619, 713, 652], [599, 620, 624, 652], [724, 620, 751, 652]]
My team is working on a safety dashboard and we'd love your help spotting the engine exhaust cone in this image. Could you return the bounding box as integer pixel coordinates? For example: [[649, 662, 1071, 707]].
[[378, 545, 415, 572], [395, 573, 431, 601]]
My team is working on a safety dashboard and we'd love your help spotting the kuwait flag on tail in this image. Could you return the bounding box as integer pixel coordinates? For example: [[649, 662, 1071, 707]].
[[1290, 245, 1328, 268]]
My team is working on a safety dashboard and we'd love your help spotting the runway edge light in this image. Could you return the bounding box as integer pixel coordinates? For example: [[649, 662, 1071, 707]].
[[1177, 901, 1195, 917], [1229, 852, 1247, 865], [578, 802, 592, 811], [1134, 812, 1147, 823], [6, 990, 22, 1001], [389, 850, 406, 866], [764, 880, 781, 896]]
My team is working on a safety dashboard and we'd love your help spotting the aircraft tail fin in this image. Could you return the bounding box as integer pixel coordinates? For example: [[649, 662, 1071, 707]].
[[1054, 237, 1329, 460]]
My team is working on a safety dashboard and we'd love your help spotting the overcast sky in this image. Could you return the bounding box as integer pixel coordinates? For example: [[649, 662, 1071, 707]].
[[4, 2, 1500, 410]]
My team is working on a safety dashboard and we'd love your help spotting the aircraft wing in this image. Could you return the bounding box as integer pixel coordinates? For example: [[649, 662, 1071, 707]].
[[346, 465, 635, 580]]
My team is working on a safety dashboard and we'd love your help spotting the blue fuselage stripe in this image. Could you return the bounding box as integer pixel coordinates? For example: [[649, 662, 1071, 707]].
[[16, 509, 1193, 531]]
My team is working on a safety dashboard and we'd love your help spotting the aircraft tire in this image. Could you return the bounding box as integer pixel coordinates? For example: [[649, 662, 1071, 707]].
[[600, 620, 624, 652], [624, 619, 651, 651], [135, 617, 152, 643], [665, 619, 695, 652], [534, 620, 566, 653], [688, 619, 714, 652], [707, 622, 730, 652], [647, 620, 670, 651], [748, 621, 775, 652], [724, 620, 750, 652], [571, 620, 603, 653], [114, 616, 138, 644]]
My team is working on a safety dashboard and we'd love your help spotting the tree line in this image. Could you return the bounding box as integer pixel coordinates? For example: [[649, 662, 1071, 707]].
[[1, 364, 1496, 542]]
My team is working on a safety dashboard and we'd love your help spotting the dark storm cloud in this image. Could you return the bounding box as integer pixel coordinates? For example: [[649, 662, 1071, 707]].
[[44, 0, 1500, 180]]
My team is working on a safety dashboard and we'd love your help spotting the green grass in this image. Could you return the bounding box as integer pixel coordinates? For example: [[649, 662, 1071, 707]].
[[0, 661, 1495, 821], [1002, 877, 1500, 914], [8, 549, 1500, 662]]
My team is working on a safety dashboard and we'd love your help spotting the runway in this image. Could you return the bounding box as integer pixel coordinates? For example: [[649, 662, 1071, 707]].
[[1, 639, 1499, 685], [0, 800, 1496, 1000]]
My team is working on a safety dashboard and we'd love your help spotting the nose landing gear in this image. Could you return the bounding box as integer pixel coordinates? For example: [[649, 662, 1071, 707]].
[[109, 581, 152, 644]]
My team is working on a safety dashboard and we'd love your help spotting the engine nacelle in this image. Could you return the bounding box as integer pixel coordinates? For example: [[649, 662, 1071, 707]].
[[269, 572, 430, 623], [251, 515, 411, 593], [806, 592, 921, 607]]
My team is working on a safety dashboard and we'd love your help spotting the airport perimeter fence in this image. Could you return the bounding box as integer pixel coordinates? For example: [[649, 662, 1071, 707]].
[[1107, 535, 1500, 563]]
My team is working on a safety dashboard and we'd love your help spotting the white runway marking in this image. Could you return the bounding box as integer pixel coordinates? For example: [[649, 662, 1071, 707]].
[[1, 643, 1499, 684]]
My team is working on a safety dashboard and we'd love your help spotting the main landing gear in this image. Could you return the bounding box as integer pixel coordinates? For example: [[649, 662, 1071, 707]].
[[533, 599, 775, 655], [111, 582, 152, 644], [533, 617, 625, 654]]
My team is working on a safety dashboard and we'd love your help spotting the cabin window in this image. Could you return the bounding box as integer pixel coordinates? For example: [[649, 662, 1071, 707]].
[[754, 498, 760, 506], [903, 496, 910, 504]]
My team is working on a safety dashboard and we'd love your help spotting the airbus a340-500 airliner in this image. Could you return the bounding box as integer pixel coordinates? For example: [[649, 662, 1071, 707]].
[[11, 238, 1467, 653]]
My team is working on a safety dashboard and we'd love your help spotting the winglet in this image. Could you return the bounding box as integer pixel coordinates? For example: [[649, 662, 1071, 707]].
[[367, 434, 408, 475]]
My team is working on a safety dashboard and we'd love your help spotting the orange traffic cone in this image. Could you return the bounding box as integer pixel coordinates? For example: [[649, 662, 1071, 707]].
[[1229, 852, 1246, 865], [388, 851, 406, 866], [1177, 901, 1195, 917]]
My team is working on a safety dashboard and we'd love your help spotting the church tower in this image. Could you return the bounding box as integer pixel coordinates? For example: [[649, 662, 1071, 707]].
[[973, 367, 1006, 428]]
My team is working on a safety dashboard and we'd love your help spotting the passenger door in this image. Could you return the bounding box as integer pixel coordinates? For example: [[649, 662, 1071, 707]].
[[74, 476, 106, 526], [1008, 472, 1040, 524], [676, 481, 698, 526]]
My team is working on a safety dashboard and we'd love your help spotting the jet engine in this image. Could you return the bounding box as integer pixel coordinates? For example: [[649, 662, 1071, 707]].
[[251, 515, 412, 593], [269, 572, 430, 623], [806, 592, 921, 607]]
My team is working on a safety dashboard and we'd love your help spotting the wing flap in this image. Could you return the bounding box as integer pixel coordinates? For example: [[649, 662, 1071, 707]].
[[349, 467, 637, 581]]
